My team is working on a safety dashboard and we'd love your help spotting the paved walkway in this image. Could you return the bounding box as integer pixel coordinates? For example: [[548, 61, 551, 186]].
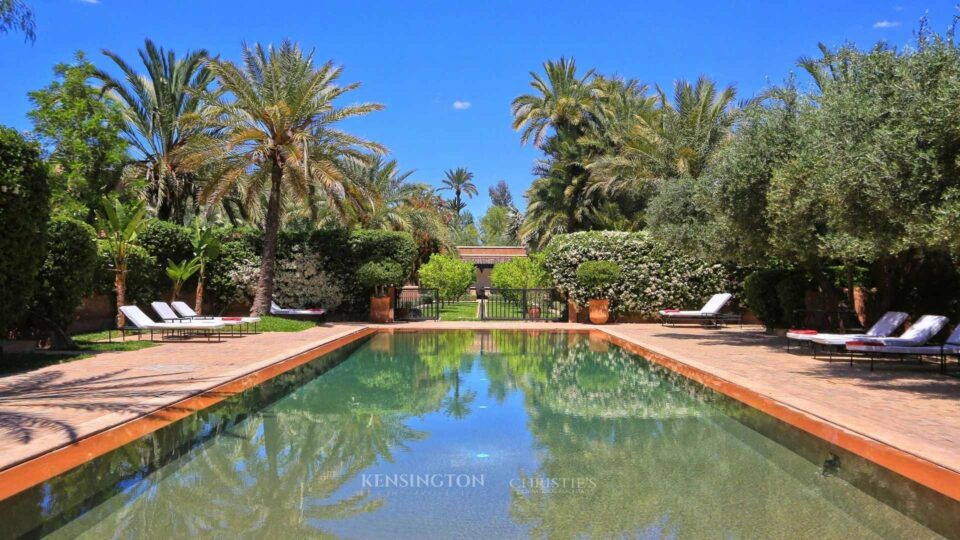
[[1, 321, 959, 502], [0, 324, 368, 471]]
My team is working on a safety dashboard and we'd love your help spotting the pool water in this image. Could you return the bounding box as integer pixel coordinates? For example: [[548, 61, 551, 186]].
[[7, 331, 947, 538]]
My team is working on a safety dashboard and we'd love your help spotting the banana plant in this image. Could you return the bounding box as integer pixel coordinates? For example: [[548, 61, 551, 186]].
[[190, 218, 220, 314], [166, 257, 201, 302], [97, 197, 148, 328]]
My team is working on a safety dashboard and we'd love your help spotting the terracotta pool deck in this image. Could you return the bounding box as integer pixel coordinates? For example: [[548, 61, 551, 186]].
[[1, 321, 959, 503]]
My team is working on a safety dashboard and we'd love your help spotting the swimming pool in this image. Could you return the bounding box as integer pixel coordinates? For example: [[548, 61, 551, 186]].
[[3, 331, 953, 538]]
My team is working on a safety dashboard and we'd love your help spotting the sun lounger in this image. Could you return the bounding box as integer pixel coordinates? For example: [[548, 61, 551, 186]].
[[120, 305, 224, 341], [270, 300, 327, 318], [788, 311, 908, 353], [170, 301, 260, 334], [659, 293, 738, 327], [843, 315, 951, 371]]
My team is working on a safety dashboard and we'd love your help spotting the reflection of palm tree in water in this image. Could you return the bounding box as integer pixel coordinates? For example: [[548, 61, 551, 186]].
[[50, 407, 425, 538], [441, 367, 476, 419]]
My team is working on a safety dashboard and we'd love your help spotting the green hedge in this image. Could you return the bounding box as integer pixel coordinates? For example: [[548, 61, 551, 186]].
[[23, 217, 98, 346], [139, 220, 194, 293], [742, 269, 808, 329], [0, 126, 50, 336], [95, 242, 158, 307], [205, 227, 417, 316], [544, 231, 737, 315]]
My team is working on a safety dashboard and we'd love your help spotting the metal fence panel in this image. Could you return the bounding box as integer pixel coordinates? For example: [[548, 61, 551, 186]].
[[394, 288, 440, 321], [479, 288, 567, 322]]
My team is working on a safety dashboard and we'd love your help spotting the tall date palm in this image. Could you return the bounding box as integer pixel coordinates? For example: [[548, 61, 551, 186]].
[[438, 167, 477, 216], [95, 39, 216, 223], [204, 41, 384, 316]]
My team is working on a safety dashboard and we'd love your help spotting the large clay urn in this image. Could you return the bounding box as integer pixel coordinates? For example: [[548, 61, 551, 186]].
[[588, 299, 610, 325], [369, 294, 394, 323]]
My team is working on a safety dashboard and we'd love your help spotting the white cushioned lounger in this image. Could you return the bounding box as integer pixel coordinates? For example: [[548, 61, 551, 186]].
[[843, 315, 954, 371], [270, 301, 326, 317], [120, 305, 224, 341], [659, 293, 735, 325], [171, 301, 260, 325], [794, 311, 908, 345]]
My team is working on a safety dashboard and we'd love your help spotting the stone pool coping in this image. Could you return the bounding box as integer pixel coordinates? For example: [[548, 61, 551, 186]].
[[0, 321, 958, 505]]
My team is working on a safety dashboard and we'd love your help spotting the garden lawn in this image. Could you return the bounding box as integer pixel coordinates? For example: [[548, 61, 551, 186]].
[[439, 301, 479, 321], [0, 337, 154, 376]]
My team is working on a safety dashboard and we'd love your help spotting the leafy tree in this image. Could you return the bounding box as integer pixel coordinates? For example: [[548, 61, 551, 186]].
[[28, 52, 128, 222], [491, 254, 550, 289], [418, 253, 475, 301], [438, 167, 477, 216], [449, 211, 480, 246], [0, 0, 34, 42], [0, 126, 49, 338], [95, 39, 216, 223], [511, 57, 598, 146], [96, 197, 149, 327], [203, 41, 384, 315], [488, 179, 513, 207], [479, 205, 516, 246], [23, 217, 98, 349]]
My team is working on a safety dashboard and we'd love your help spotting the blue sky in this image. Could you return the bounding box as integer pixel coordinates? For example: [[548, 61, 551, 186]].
[[1, 1, 956, 217]]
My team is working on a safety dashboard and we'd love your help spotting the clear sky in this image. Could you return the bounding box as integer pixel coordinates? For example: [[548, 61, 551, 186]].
[[0, 1, 956, 217]]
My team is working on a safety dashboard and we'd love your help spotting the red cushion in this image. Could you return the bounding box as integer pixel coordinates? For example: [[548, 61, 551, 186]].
[[848, 340, 883, 347], [223, 317, 242, 321], [789, 329, 818, 335], [307, 308, 325, 312], [663, 309, 680, 313]]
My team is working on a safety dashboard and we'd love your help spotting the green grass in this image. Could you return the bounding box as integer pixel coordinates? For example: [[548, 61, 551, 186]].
[[439, 301, 479, 321], [255, 315, 319, 332], [0, 337, 154, 376]]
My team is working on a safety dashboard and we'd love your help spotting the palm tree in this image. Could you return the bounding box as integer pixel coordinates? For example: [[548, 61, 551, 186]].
[[203, 41, 384, 316], [511, 57, 597, 146], [654, 76, 737, 179], [97, 197, 148, 327], [95, 39, 216, 223], [0, 0, 34, 42], [438, 167, 477, 216]]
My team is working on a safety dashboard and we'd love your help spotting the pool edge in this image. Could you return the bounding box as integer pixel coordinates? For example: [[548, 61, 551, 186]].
[[593, 328, 960, 504], [0, 326, 376, 502]]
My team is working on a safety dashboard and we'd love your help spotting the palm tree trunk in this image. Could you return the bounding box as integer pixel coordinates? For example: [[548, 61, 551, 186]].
[[195, 276, 205, 315], [115, 269, 126, 328], [250, 158, 284, 316]]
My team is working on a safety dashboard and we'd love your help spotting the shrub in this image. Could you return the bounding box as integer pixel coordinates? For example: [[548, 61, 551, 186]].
[[491, 254, 550, 290], [138, 220, 194, 292], [356, 261, 405, 297], [576, 261, 622, 299], [742, 269, 787, 329], [206, 239, 260, 308], [419, 253, 475, 301], [22, 217, 98, 347], [273, 245, 346, 310], [775, 272, 808, 328], [349, 230, 418, 270], [544, 231, 737, 315], [0, 126, 50, 336]]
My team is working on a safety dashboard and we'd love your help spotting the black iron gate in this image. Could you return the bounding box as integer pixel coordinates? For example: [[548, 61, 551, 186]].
[[394, 287, 440, 321], [479, 288, 567, 322]]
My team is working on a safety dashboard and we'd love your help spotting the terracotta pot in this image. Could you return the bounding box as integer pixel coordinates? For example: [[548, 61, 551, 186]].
[[528, 306, 542, 320], [588, 299, 610, 325], [369, 295, 394, 323]]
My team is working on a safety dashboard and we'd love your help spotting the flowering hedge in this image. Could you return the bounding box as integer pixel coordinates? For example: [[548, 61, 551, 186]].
[[544, 231, 738, 316], [206, 227, 416, 317]]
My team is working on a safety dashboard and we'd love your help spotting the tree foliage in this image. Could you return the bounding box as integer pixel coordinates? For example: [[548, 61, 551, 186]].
[[0, 126, 49, 337], [418, 253, 475, 301], [28, 52, 128, 222]]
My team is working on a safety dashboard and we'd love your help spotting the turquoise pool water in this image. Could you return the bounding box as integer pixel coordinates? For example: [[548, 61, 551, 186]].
[[5, 331, 949, 538]]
